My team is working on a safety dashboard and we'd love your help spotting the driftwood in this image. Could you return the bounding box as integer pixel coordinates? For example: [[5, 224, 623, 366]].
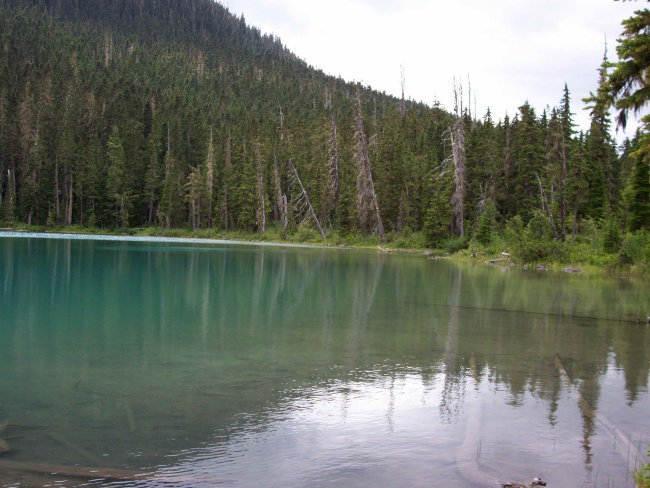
[[0, 459, 152, 481], [46, 433, 104, 466]]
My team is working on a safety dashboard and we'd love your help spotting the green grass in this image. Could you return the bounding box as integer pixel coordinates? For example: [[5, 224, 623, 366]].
[[637, 447, 650, 488], [1, 221, 648, 278]]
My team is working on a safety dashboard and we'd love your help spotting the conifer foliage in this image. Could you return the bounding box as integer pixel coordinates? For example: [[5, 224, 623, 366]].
[[0, 0, 647, 243]]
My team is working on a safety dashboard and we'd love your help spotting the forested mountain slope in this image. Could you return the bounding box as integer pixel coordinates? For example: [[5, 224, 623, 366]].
[[0, 0, 645, 247]]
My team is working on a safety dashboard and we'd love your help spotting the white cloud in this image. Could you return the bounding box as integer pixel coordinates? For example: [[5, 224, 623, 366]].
[[223, 0, 642, 137]]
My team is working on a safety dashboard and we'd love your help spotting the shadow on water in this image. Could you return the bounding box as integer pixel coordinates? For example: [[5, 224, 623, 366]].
[[0, 236, 649, 487]]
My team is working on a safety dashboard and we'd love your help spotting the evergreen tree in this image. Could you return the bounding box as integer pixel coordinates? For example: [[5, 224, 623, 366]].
[[584, 51, 620, 217], [106, 126, 130, 229], [628, 143, 650, 231]]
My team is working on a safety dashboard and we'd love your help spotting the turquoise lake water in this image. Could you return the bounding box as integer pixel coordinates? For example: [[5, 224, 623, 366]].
[[0, 233, 649, 487]]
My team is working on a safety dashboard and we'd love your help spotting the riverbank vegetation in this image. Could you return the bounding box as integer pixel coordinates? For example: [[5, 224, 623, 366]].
[[638, 448, 650, 488], [3, 219, 649, 278], [0, 2, 648, 273]]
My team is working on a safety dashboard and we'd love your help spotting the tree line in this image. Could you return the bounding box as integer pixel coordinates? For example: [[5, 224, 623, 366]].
[[0, 0, 648, 251]]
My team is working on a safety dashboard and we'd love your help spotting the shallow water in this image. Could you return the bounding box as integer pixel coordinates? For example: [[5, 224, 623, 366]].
[[0, 234, 649, 487]]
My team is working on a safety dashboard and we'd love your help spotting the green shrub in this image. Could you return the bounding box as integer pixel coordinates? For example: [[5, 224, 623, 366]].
[[619, 230, 650, 265], [637, 446, 650, 488], [392, 230, 428, 249], [441, 235, 469, 253], [475, 200, 497, 245], [601, 218, 622, 254]]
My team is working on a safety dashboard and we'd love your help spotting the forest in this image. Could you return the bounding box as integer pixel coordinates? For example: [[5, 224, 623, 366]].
[[0, 0, 649, 270]]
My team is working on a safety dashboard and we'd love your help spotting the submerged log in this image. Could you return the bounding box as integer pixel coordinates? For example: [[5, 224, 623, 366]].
[[0, 459, 152, 481], [0, 439, 10, 453], [46, 433, 103, 466]]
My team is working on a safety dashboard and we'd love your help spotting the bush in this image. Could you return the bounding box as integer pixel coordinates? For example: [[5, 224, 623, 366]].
[[504, 213, 565, 264], [392, 230, 428, 249], [619, 230, 650, 265], [441, 235, 469, 253], [475, 200, 497, 245], [601, 218, 622, 254], [637, 446, 650, 488]]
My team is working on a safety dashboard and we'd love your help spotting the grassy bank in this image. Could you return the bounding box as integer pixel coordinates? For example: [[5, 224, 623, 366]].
[[1, 222, 648, 279]]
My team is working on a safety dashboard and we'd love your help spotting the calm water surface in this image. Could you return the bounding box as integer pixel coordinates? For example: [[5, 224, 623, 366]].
[[0, 234, 649, 487]]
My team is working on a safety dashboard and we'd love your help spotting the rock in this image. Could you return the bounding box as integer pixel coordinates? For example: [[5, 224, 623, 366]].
[[563, 267, 582, 273], [536, 264, 549, 271]]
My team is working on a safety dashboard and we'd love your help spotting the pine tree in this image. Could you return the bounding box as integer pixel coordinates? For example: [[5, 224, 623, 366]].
[[106, 126, 130, 229], [606, 10, 650, 131], [628, 142, 650, 231], [511, 103, 544, 223], [584, 50, 620, 217]]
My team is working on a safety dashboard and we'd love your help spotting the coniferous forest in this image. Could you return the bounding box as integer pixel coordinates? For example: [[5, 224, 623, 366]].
[[0, 0, 649, 268]]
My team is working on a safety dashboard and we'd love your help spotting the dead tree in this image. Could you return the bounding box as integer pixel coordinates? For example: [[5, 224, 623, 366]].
[[450, 80, 466, 237], [204, 127, 215, 227], [288, 159, 326, 241], [221, 133, 232, 230], [536, 173, 559, 238], [399, 65, 406, 118], [326, 116, 340, 222], [278, 104, 285, 142], [255, 143, 266, 233], [354, 86, 386, 242], [272, 154, 289, 237]]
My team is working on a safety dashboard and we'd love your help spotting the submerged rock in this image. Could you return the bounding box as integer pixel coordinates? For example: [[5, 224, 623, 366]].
[[500, 478, 547, 488]]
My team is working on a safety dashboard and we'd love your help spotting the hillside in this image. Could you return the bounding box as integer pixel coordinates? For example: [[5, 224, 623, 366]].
[[0, 0, 645, 254]]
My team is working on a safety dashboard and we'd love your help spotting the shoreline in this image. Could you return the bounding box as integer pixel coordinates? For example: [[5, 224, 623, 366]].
[[0, 226, 643, 280]]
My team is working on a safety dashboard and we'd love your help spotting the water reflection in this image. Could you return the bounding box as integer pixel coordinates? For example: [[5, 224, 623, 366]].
[[0, 236, 649, 487]]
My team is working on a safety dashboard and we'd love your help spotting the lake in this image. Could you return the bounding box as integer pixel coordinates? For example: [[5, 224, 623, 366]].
[[0, 233, 649, 487]]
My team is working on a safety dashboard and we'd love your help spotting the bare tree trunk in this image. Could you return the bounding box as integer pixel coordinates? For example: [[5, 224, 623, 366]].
[[288, 159, 326, 241], [450, 82, 466, 237], [328, 117, 340, 213], [54, 157, 61, 222], [353, 86, 386, 242], [65, 172, 73, 226], [399, 65, 406, 118], [221, 133, 232, 230], [271, 154, 288, 236], [278, 105, 285, 142], [536, 173, 559, 238], [255, 143, 266, 233], [205, 127, 215, 227], [5, 168, 16, 222]]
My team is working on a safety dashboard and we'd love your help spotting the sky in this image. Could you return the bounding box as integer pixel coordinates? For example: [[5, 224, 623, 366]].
[[223, 0, 644, 139]]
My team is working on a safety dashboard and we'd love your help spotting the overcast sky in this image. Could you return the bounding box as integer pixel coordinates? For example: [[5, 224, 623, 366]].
[[222, 0, 644, 138]]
